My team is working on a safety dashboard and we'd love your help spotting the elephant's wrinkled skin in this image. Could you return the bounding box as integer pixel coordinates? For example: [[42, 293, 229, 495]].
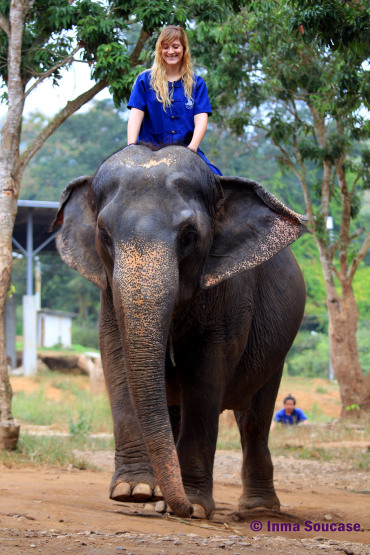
[[54, 144, 306, 519]]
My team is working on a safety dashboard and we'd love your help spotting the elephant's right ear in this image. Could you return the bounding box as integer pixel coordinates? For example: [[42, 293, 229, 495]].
[[53, 176, 107, 290]]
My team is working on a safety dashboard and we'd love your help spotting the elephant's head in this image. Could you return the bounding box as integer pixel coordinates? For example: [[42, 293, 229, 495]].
[[53, 145, 306, 517]]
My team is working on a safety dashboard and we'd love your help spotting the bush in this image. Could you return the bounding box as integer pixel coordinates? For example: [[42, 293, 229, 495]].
[[72, 323, 99, 350], [357, 322, 370, 375], [286, 322, 369, 379], [285, 330, 330, 378]]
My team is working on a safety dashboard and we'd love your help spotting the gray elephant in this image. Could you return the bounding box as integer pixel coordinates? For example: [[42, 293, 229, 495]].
[[54, 144, 306, 519]]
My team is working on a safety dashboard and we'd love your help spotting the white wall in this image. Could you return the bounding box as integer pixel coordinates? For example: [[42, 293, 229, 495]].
[[38, 312, 72, 348]]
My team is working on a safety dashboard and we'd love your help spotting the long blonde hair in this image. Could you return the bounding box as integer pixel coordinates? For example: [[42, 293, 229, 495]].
[[150, 26, 195, 109]]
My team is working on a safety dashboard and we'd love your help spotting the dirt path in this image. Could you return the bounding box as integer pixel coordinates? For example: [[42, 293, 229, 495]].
[[0, 450, 369, 554]]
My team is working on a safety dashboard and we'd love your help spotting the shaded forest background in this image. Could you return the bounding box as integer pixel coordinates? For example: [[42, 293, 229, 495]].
[[10, 98, 370, 378]]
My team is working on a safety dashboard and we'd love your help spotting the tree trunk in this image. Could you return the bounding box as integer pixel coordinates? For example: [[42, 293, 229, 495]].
[[326, 280, 370, 417], [0, 0, 27, 445]]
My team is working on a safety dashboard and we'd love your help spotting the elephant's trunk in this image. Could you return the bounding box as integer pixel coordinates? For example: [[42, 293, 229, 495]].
[[113, 239, 193, 518]]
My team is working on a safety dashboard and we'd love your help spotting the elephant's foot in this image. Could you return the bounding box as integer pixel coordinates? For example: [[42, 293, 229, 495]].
[[239, 492, 280, 512], [153, 487, 214, 519], [110, 468, 163, 503], [154, 500, 208, 519], [111, 481, 163, 502]]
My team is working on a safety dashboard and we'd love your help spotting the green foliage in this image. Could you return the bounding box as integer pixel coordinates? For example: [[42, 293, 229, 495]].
[[192, 0, 370, 234], [21, 99, 128, 198], [286, 322, 369, 379], [192, 0, 370, 395], [0, 434, 85, 468], [345, 403, 360, 413], [12, 371, 112, 434], [72, 323, 99, 350], [289, 0, 370, 56], [69, 410, 92, 439], [285, 330, 330, 378], [0, 433, 113, 468], [1, 0, 248, 108]]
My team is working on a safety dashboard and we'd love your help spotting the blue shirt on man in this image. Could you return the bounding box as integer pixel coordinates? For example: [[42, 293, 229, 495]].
[[127, 70, 222, 175], [274, 407, 307, 425]]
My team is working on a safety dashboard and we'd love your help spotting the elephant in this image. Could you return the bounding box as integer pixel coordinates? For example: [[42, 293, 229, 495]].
[[53, 144, 306, 520]]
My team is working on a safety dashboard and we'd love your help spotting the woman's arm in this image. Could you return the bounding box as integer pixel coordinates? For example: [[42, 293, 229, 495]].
[[187, 112, 208, 151], [127, 108, 145, 144]]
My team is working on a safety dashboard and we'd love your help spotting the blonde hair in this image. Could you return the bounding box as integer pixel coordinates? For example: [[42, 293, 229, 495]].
[[150, 26, 195, 109]]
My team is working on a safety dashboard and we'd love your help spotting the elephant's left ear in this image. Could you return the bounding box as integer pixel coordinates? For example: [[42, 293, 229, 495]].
[[201, 176, 308, 289], [52, 176, 107, 290]]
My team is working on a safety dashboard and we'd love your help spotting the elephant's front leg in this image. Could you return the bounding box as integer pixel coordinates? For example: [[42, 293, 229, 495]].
[[99, 293, 162, 503], [175, 350, 222, 519]]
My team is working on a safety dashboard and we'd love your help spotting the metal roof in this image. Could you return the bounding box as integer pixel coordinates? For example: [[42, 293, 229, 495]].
[[13, 199, 60, 255]]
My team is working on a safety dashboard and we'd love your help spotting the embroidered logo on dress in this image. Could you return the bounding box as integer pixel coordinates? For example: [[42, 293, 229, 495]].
[[185, 99, 194, 109]]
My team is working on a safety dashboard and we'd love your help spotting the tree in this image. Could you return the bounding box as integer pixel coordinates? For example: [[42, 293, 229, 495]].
[[0, 0, 244, 446], [21, 98, 129, 199], [191, 0, 370, 416], [0, 0, 147, 442], [289, 0, 370, 54]]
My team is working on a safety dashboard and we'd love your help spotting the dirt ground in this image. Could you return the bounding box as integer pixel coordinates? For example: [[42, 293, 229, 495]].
[[2, 375, 369, 554], [0, 449, 369, 555]]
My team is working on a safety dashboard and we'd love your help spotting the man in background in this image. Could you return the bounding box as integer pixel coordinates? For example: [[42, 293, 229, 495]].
[[270, 394, 308, 430]]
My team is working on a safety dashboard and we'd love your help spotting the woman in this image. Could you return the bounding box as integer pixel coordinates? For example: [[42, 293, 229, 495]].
[[127, 25, 222, 175]]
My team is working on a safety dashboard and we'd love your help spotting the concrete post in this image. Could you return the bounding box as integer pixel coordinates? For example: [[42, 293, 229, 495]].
[[5, 293, 16, 369], [23, 295, 37, 376]]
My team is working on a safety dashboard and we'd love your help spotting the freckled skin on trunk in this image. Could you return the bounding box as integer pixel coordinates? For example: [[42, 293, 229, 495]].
[[112, 238, 193, 518]]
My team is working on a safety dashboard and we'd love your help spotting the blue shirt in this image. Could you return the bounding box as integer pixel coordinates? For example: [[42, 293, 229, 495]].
[[127, 70, 222, 175], [274, 407, 307, 425]]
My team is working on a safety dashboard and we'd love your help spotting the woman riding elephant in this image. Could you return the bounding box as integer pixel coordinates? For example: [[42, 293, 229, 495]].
[[127, 25, 222, 175]]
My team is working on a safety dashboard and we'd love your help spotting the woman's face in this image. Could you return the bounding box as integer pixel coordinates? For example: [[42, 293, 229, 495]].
[[161, 39, 184, 68]]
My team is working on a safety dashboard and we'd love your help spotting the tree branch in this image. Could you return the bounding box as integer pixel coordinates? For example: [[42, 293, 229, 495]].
[[290, 100, 315, 226], [16, 79, 107, 180], [343, 0, 365, 10], [349, 227, 365, 241], [16, 24, 151, 182], [0, 14, 10, 36], [335, 121, 351, 278], [129, 26, 151, 67], [347, 230, 370, 282], [25, 44, 83, 98]]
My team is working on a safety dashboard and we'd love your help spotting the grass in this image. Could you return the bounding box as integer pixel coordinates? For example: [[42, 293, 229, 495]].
[[11, 369, 112, 433], [15, 342, 99, 355], [0, 433, 114, 469], [217, 420, 370, 470], [5, 371, 370, 471]]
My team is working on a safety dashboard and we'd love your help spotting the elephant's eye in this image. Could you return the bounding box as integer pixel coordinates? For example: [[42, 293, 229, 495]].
[[98, 226, 112, 247], [179, 225, 198, 255]]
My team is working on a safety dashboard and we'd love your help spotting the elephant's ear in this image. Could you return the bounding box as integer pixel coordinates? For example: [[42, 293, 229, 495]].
[[53, 176, 107, 290], [201, 176, 308, 289]]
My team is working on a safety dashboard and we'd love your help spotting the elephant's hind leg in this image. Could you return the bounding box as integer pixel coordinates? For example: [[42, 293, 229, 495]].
[[234, 364, 283, 512]]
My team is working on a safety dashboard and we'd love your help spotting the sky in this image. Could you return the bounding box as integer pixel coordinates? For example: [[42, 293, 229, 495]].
[[0, 62, 112, 120]]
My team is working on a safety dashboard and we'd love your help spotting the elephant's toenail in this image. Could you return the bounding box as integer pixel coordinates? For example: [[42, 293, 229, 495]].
[[191, 503, 207, 519], [132, 483, 152, 499], [112, 481, 131, 500], [153, 485, 163, 499]]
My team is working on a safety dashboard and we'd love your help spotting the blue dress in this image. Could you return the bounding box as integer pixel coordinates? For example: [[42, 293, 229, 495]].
[[127, 70, 222, 175]]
